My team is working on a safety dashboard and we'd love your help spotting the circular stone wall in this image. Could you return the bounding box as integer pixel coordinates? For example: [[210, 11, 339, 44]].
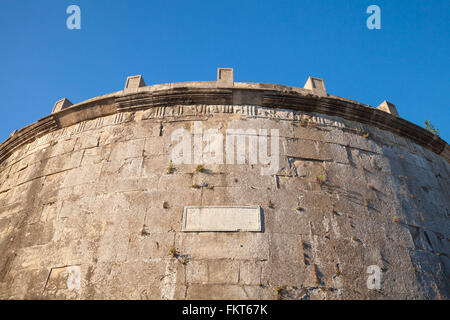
[[0, 81, 449, 299]]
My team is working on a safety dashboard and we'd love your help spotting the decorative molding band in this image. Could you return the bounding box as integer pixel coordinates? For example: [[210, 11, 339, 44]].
[[0, 84, 448, 164]]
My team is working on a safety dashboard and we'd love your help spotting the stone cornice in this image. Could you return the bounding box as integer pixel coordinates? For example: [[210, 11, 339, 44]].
[[0, 81, 448, 164], [0, 115, 59, 164]]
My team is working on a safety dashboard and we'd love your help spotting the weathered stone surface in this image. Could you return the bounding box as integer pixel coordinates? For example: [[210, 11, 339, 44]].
[[123, 75, 146, 95], [304, 76, 327, 96], [0, 79, 448, 300], [52, 98, 73, 114], [217, 68, 234, 88], [377, 101, 399, 117], [182, 206, 262, 232]]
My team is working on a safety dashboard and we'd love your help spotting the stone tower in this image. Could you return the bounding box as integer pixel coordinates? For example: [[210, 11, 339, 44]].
[[0, 69, 448, 299]]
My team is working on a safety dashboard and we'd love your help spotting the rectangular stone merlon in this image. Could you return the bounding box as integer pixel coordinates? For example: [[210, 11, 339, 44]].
[[182, 206, 262, 232], [52, 98, 73, 113], [217, 68, 234, 87], [377, 100, 399, 117], [304, 77, 327, 96], [124, 75, 146, 94]]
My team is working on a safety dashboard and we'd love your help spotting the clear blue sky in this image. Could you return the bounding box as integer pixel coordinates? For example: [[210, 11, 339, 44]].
[[0, 0, 449, 143]]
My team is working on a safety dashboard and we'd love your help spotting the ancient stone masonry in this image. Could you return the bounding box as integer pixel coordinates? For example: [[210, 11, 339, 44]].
[[0, 69, 448, 299]]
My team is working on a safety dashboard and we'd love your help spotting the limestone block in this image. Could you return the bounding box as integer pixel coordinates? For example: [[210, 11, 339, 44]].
[[18, 220, 54, 247], [109, 138, 145, 161], [208, 259, 240, 284], [123, 75, 146, 94], [175, 232, 269, 260], [10, 242, 60, 270], [186, 284, 260, 300], [182, 206, 262, 232], [323, 127, 347, 145], [232, 118, 293, 143], [100, 158, 143, 178], [47, 138, 78, 158], [261, 260, 310, 288], [44, 265, 81, 293], [8, 130, 17, 138], [98, 177, 142, 194], [11, 163, 40, 186], [409, 250, 448, 299], [95, 225, 134, 264], [37, 173, 68, 205], [238, 261, 262, 285], [8, 268, 49, 298], [193, 172, 228, 189], [143, 136, 171, 157], [304, 76, 327, 96], [143, 205, 184, 233], [63, 164, 102, 188], [4, 143, 30, 167], [96, 261, 177, 299], [52, 98, 73, 113], [221, 164, 274, 188], [42, 150, 84, 177], [267, 208, 314, 235], [284, 138, 349, 164], [40, 203, 59, 223], [344, 132, 383, 154], [126, 232, 176, 261], [186, 260, 209, 284], [270, 233, 305, 264], [217, 68, 234, 87], [377, 101, 399, 116], [74, 135, 99, 151], [81, 145, 112, 165]]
